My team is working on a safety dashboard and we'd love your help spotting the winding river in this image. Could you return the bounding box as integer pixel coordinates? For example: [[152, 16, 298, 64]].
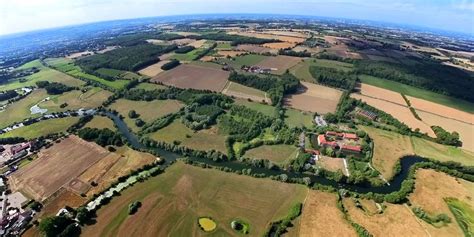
[[106, 112, 428, 194]]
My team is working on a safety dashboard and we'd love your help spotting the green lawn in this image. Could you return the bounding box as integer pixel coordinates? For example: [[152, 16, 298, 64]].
[[215, 42, 232, 49], [234, 99, 276, 117], [15, 59, 44, 70], [82, 162, 307, 236], [84, 116, 116, 131], [411, 136, 474, 166], [226, 82, 267, 100], [44, 58, 129, 90], [285, 108, 314, 128], [0, 89, 47, 128], [445, 198, 474, 236], [0, 117, 79, 139], [40, 87, 112, 113], [359, 75, 474, 113], [290, 59, 353, 81], [244, 144, 298, 165], [170, 48, 210, 61]]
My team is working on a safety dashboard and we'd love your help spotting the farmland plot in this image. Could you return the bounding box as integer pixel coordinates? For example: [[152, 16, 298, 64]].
[[256, 55, 302, 75], [284, 81, 342, 114]]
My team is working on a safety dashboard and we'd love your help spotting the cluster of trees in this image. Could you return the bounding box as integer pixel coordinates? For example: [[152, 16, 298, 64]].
[[264, 203, 302, 237], [140, 113, 178, 134], [181, 104, 224, 130], [431, 126, 461, 146], [189, 33, 280, 46], [39, 215, 80, 237], [412, 207, 451, 225], [228, 72, 300, 106], [194, 42, 217, 60], [128, 201, 142, 215], [161, 59, 180, 70], [68, 115, 93, 132], [36, 81, 76, 95], [77, 43, 177, 72], [309, 66, 357, 90], [278, 49, 311, 57], [0, 90, 18, 101], [174, 45, 195, 54], [0, 137, 26, 144], [77, 127, 123, 147], [354, 60, 474, 103], [219, 105, 272, 141]]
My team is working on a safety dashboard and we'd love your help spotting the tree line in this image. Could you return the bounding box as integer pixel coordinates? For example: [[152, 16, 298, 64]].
[[36, 81, 76, 95]]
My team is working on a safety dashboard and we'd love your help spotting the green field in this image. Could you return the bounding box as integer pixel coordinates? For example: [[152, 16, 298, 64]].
[[290, 59, 353, 81], [0, 117, 79, 139], [147, 119, 192, 143], [15, 59, 44, 70], [170, 48, 209, 61], [1, 60, 85, 91], [40, 87, 112, 113], [215, 42, 232, 49], [82, 162, 307, 236], [134, 82, 167, 91], [220, 54, 268, 67], [411, 137, 474, 166], [109, 99, 183, 132], [359, 75, 474, 113], [44, 58, 129, 90], [234, 99, 276, 117], [226, 82, 268, 99], [0, 89, 46, 128], [244, 144, 298, 165], [84, 116, 116, 131], [445, 198, 474, 236], [285, 108, 314, 128]]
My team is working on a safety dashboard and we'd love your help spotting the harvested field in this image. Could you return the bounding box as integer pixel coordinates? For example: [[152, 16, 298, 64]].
[[236, 44, 274, 54], [284, 81, 342, 114], [263, 42, 297, 50], [109, 99, 184, 132], [188, 39, 207, 48], [170, 38, 196, 46], [151, 64, 229, 92], [40, 188, 86, 217], [416, 110, 474, 152], [256, 55, 302, 75], [244, 144, 298, 165], [411, 136, 474, 166], [299, 191, 356, 237], [76, 146, 157, 197], [82, 162, 307, 237], [137, 60, 170, 77], [84, 116, 116, 131], [317, 156, 347, 175], [358, 83, 407, 105], [215, 50, 245, 57], [408, 96, 474, 124], [223, 81, 270, 103], [351, 94, 435, 136], [66, 51, 94, 59], [344, 198, 433, 236], [360, 126, 414, 179], [409, 169, 474, 236], [9, 135, 109, 201]]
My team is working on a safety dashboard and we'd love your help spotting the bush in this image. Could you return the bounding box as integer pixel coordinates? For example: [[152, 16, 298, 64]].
[[161, 60, 180, 70], [128, 201, 142, 215]]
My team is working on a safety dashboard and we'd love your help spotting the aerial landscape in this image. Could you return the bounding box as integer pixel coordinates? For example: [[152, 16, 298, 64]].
[[0, 0, 473, 236]]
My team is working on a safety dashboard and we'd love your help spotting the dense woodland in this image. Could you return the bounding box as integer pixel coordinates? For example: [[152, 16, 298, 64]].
[[36, 81, 76, 95], [189, 33, 279, 46], [309, 66, 358, 90], [0, 90, 18, 101], [77, 43, 177, 73]]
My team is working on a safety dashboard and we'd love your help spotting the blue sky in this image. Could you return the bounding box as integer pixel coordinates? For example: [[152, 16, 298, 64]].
[[0, 0, 473, 36]]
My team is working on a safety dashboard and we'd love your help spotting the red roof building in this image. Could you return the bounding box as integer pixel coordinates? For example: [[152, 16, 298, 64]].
[[317, 135, 338, 148], [10, 143, 30, 155], [343, 133, 358, 140], [341, 145, 362, 153]]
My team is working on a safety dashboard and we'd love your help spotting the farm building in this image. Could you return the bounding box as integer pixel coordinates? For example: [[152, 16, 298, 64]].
[[325, 132, 359, 141], [356, 109, 377, 120], [317, 132, 362, 154], [10, 143, 30, 155]]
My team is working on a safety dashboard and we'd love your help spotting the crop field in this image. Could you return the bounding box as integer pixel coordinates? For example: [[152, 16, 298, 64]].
[[408, 96, 473, 124], [284, 81, 342, 114], [410, 137, 474, 166], [214, 50, 245, 58], [317, 156, 347, 175], [148, 120, 228, 153], [285, 108, 314, 128], [76, 146, 157, 197], [188, 39, 208, 48], [264, 30, 309, 38], [82, 162, 307, 237], [343, 198, 435, 236], [234, 99, 276, 117], [350, 93, 435, 136], [236, 44, 274, 54], [360, 126, 414, 179], [170, 48, 205, 61], [255, 55, 302, 75], [221, 54, 269, 67], [416, 110, 474, 152], [299, 191, 356, 237], [359, 75, 474, 113], [408, 169, 474, 236], [289, 59, 353, 82], [137, 60, 170, 77], [84, 116, 116, 131], [44, 58, 129, 90], [134, 82, 167, 91], [40, 87, 112, 112], [215, 42, 232, 49], [170, 38, 196, 46], [244, 144, 298, 165], [0, 117, 79, 139], [151, 64, 229, 92], [109, 99, 183, 131], [222, 81, 270, 103], [228, 31, 306, 43], [8, 135, 109, 201]]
